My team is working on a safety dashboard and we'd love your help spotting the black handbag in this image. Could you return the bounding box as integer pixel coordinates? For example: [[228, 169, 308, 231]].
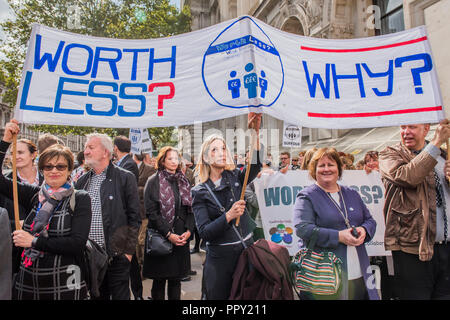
[[84, 238, 109, 298], [145, 228, 173, 256]]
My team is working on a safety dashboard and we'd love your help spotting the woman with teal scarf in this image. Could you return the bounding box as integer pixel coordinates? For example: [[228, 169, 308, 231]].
[[0, 120, 92, 300]]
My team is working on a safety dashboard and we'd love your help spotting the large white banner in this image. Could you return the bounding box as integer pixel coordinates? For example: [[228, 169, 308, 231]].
[[253, 170, 390, 257], [15, 16, 444, 128]]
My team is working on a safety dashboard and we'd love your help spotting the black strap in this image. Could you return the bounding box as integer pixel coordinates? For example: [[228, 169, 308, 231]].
[[203, 182, 247, 249]]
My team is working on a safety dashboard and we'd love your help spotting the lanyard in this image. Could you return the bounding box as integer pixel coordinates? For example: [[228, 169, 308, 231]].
[[325, 189, 352, 229]]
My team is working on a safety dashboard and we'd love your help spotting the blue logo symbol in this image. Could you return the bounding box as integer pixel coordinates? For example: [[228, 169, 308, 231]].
[[228, 64, 268, 100], [130, 129, 141, 144], [202, 16, 284, 109]]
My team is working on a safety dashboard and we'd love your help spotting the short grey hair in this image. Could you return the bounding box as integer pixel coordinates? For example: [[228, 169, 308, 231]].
[[86, 133, 114, 159]]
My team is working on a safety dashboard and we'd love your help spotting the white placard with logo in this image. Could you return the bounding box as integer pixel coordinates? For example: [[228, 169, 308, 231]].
[[253, 170, 390, 257], [130, 128, 153, 155], [282, 122, 302, 148]]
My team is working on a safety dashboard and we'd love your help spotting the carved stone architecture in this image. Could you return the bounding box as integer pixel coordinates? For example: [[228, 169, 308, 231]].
[[179, 0, 449, 162]]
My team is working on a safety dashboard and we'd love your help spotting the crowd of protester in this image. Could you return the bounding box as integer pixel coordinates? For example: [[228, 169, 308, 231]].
[[1, 117, 450, 301]]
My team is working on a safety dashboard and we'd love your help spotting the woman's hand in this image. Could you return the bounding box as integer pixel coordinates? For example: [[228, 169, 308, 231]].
[[12, 230, 34, 248], [3, 119, 20, 143], [226, 200, 246, 223], [338, 227, 365, 247], [247, 112, 261, 133], [180, 230, 191, 242], [168, 233, 187, 246]]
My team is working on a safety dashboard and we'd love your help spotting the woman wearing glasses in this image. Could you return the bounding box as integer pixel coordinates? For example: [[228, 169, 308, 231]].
[[0, 120, 92, 300]]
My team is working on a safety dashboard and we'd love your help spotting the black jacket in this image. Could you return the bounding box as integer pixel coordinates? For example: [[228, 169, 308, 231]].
[[191, 150, 262, 246], [75, 162, 141, 257], [1, 169, 44, 231], [144, 171, 195, 237], [118, 154, 139, 183]]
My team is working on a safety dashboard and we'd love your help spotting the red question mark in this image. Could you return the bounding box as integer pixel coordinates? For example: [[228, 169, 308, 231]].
[[148, 82, 175, 117]]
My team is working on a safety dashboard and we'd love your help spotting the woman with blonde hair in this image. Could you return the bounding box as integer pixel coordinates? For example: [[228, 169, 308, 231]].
[[191, 113, 262, 300], [300, 147, 317, 170]]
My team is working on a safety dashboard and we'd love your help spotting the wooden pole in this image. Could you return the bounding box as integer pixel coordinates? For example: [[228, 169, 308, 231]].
[[12, 134, 21, 230], [236, 130, 256, 226], [447, 139, 450, 182]]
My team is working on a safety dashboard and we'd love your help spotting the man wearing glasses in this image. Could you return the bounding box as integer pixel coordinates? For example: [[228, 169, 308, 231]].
[[278, 151, 291, 171]]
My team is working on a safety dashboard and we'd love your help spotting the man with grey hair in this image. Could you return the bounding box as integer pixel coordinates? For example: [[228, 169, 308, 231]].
[[379, 120, 450, 299], [75, 133, 140, 300]]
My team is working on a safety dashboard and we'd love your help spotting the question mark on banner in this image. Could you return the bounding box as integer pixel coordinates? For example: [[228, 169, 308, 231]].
[[372, 185, 383, 204], [148, 82, 175, 116], [394, 53, 433, 94]]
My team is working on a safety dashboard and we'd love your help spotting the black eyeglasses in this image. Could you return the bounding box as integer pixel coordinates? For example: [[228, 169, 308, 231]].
[[42, 164, 68, 171]]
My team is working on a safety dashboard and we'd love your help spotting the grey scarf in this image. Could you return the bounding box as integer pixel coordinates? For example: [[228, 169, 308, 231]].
[[22, 183, 74, 268]]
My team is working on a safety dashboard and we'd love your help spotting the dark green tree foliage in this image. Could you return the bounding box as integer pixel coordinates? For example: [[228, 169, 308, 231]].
[[0, 0, 190, 147]]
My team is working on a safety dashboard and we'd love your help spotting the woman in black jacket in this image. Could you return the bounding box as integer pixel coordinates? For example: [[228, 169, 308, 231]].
[[191, 113, 262, 300], [142, 146, 194, 300], [0, 120, 92, 300], [0, 138, 44, 276]]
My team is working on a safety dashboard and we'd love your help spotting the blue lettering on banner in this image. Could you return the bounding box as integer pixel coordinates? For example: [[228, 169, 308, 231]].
[[32, 33, 177, 81], [61, 43, 94, 76], [148, 46, 177, 81], [20, 71, 175, 117], [302, 53, 432, 99], [20, 71, 53, 112], [349, 185, 383, 204], [91, 47, 122, 80], [54, 77, 88, 115], [86, 81, 118, 116], [123, 48, 150, 81], [118, 83, 147, 117], [205, 35, 279, 56], [264, 185, 383, 207], [34, 34, 65, 72], [264, 186, 305, 207]]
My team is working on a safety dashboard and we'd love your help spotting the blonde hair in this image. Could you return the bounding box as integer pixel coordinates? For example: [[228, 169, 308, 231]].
[[300, 147, 317, 170], [195, 134, 236, 183]]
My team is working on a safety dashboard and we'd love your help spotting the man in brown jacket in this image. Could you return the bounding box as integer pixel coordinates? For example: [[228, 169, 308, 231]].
[[379, 119, 450, 299]]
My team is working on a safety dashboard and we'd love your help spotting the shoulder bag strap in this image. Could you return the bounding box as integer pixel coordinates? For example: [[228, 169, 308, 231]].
[[203, 182, 247, 249], [307, 227, 320, 251]]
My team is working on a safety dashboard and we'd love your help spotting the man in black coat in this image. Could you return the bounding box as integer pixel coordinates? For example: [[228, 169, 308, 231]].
[[76, 133, 141, 300], [113, 136, 139, 183]]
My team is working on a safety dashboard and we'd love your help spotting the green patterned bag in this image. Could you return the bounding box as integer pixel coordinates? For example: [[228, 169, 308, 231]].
[[290, 227, 343, 295]]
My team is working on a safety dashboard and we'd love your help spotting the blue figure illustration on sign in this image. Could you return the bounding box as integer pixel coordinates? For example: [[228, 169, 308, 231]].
[[228, 70, 241, 99], [259, 70, 268, 98], [244, 63, 258, 99]]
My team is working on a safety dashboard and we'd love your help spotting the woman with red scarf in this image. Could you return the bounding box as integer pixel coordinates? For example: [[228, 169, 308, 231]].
[[142, 146, 194, 300]]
